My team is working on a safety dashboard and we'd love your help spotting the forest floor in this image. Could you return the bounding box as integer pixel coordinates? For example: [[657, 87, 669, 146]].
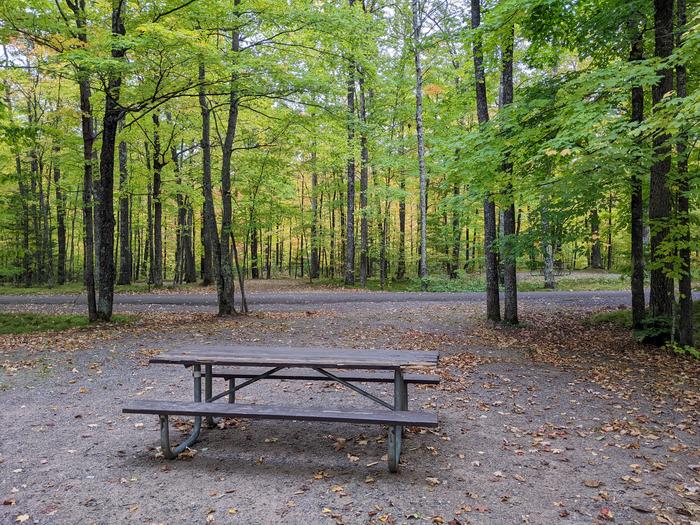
[[0, 284, 698, 525]]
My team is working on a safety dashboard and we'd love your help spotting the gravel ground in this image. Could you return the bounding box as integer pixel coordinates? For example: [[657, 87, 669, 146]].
[[0, 293, 698, 525]]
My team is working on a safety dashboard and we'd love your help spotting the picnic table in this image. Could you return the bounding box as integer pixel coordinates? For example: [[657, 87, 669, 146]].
[[123, 345, 440, 472]]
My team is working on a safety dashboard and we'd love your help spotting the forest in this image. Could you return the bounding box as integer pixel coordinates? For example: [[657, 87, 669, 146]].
[[0, 0, 698, 344]]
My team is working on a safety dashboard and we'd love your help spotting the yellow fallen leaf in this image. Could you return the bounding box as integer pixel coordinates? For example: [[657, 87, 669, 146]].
[[16, 515, 29, 523], [228, 508, 238, 515]]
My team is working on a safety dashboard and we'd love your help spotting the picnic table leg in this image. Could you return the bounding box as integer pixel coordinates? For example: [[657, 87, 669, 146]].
[[388, 369, 406, 473], [228, 378, 236, 403], [205, 364, 215, 428], [159, 364, 203, 459]]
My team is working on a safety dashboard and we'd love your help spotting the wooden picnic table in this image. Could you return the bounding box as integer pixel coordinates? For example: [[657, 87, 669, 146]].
[[124, 345, 439, 472]]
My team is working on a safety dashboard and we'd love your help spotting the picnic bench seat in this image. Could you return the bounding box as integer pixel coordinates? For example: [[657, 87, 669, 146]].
[[123, 399, 437, 470], [123, 400, 438, 426]]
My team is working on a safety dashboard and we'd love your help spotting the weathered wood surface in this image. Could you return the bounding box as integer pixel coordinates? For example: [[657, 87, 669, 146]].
[[150, 345, 439, 370], [210, 367, 440, 384], [123, 400, 439, 427]]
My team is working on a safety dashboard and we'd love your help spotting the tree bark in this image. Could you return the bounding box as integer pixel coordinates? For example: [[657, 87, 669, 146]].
[[199, 63, 229, 313], [412, 0, 428, 282], [629, 21, 646, 329], [472, 0, 500, 321], [53, 155, 67, 285], [676, 0, 693, 346], [94, 0, 126, 320], [590, 209, 603, 268], [151, 114, 164, 286], [68, 0, 97, 320], [310, 149, 320, 279], [117, 137, 131, 284], [500, 25, 518, 324], [648, 0, 674, 320], [217, 19, 241, 314], [344, 0, 357, 286], [359, 69, 370, 286]]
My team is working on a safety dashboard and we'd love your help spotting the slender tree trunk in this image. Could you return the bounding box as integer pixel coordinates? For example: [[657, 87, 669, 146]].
[[629, 22, 646, 329], [250, 214, 259, 279], [310, 150, 320, 279], [344, 1, 357, 286], [117, 138, 131, 284], [53, 157, 67, 285], [199, 63, 228, 311], [472, 0, 500, 321], [94, 0, 126, 320], [217, 19, 241, 314], [358, 70, 370, 286], [396, 168, 407, 280], [500, 25, 518, 324], [185, 205, 196, 282], [151, 114, 164, 286], [68, 0, 97, 320], [606, 194, 613, 270], [411, 0, 428, 282], [676, 0, 693, 346], [590, 209, 603, 268], [542, 204, 555, 289], [648, 0, 674, 320]]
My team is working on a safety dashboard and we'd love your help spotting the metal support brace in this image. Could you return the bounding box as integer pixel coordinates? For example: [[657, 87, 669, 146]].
[[160, 364, 203, 459], [388, 369, 406, 473], [312, 368, 394, 410], [205, 365, 214, 428], [228, 378, 236, 403], [207, 367, 285, 404]]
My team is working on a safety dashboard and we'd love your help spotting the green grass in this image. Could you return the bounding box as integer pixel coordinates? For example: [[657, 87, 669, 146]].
[[519, 275, 630, 292], [0, 312, 134, 335], [313, 272, 631, 293], [589, 301, 700, 350], [0, 281, 201, 295]]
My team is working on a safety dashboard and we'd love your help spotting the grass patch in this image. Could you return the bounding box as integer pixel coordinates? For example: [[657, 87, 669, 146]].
[[589, 301, 700, 350], [313, 272, 631, 293], [0, 282, 201, 296], [0, 313, 134, 335], [313, 274, 487, 292], [519, 275, 630, 292]]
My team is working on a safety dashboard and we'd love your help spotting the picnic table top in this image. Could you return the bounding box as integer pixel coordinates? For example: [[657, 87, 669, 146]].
[[150, 345, 439, 370]]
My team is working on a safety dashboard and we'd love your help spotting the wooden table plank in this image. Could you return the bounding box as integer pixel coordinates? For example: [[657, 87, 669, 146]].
[[150, 345, 439, 370], [123, 400, 439, 427]]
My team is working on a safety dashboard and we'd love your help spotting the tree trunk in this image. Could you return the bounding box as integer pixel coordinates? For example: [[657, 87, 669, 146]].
[[396, 168, 406, 280], [676, 0, 693, 346], [359, 70, 370, 286], [500, 25, 518, 324], [412, 0, 428, 282], [117, 138, 131, 284], [344, 1, 356, 286], [629, 21, 646, 329], [151, 114, 164, 286], [472, 0, 500, 321], [648, 0, 674, 320], [250, 215, 259, 279], [93, 0, 126, 320], [590, 209, 603, 268], [68, 1, 97, 320], [217, 19, 241, 314], [310, 150, 320, 279], [53, 156, 67, 285], [199, 63, 229, 313]]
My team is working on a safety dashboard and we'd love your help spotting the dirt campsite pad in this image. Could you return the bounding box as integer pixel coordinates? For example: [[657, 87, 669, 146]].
[[0, 291, 698, 524]]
